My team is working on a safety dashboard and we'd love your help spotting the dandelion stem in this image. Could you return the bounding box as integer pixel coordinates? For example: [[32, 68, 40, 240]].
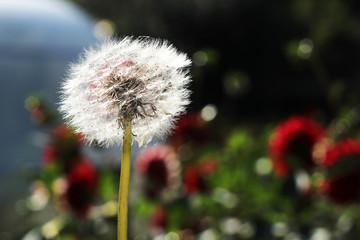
[[118, 121, 132, 240]]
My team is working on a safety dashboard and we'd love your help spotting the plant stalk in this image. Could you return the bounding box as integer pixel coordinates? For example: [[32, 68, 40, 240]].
[[118, 121, 132, 240]]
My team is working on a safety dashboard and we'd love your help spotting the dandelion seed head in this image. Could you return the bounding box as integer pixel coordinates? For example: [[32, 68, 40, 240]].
[[59, 37, 192, 147]]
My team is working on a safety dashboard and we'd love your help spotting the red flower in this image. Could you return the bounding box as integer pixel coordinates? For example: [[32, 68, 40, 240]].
[[183, 159, 218, 195], [65, 158, 98, 216], [150, 206, 167, 232], [43, 144, 58, 166], [319, 139, 360, 204], [199, 158, 218, 176], [30, 105, 46, 125], [269, 115, 324, 177], [136, 145, 179, 198], [53, 124, 84, 143], [183, 165, 204, 195], [169, 112, 210, 149], [43, 124, 84, 171]]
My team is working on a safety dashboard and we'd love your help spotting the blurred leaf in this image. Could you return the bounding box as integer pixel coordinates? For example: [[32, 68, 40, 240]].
[[226, 129, 253, 152], [98, 169, 117, 201], [167, 197, 190, 231], [133, 198, 156, 219], [39, 164, 62, 193]]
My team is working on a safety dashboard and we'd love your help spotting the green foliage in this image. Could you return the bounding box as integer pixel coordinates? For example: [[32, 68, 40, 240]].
[[133, 198, 156, 219], [98, 168, 118, 201]]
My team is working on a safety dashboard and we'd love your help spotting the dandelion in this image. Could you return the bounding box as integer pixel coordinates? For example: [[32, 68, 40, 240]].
[[59, 37, 192, 239], [59, 37, 191, 147]]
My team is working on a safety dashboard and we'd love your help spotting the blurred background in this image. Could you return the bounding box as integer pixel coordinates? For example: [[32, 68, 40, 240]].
[[2, 0, 360, 239]]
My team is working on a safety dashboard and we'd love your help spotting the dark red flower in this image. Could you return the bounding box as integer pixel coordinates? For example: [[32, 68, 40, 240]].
[[269, 115, 325, 177], [53, 124, 77, 141], [183, 165, 204, 195], [30, 105, 46, 125], [169, 112, 210, 149], [199, 158, 218, 176], [183, 159, 218, 195], [319, 139, 360, 204], [43, 124, 84, 171], [136, 145, 179, 198], [321, 139, 360, 168], [43, 144, 58, 166], [150, 206, 167, 232], [65, 158, 98, 216]]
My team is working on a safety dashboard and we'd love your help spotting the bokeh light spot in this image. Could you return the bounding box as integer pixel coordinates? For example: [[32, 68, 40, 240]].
[[254, 157, 273, 175], [337, 214, 353, 232], [295, 170, 310, 193], [221, 217, 241, 235], [272, 222, 288, 237], [201, 104, 217, 121], [223, 71, 250, 98], [199, 229, 217, 240], [310, 228, 331, 240], [166, 231, 180, 240], [297, 38, 313, 59], [24, 95, 40, 111], [41, 218, 64, 239], [94, 19, 116, 39], [101, 200, 118, 217], [22, 229, 40, 240], [239, 222, 255, 239], [193, 51, 208, 67], [52, 177, 67, 196], [27, 182, 49, 211], [212, 188, 238, 209], [193, 49, 220, 67]]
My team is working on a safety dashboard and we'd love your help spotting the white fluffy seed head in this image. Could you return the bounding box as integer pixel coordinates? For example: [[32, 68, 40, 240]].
[[59, 37, 192, 147]]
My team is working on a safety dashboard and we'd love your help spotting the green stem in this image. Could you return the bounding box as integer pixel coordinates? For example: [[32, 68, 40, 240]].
[[118, 121, 132, 240]]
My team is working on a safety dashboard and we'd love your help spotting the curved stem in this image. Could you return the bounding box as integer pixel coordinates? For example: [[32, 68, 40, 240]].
[[118, 121, 132, 240]]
